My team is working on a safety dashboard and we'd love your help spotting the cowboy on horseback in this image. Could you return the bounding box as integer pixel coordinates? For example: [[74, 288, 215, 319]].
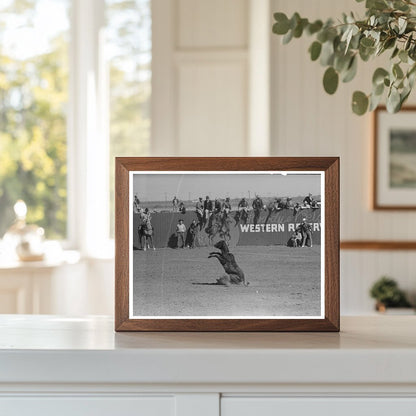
[[195, 197, 204, 230], [133, 195, 141, 214], [235, 197, 249, 225], [252, 195, 264, 225], [222, 197, 231, 218], [203, 196, 213, 224], [138, 208, 155, 251]]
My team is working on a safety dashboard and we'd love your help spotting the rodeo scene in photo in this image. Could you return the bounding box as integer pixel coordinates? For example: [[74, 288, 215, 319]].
[[131, 172, 323, 318]]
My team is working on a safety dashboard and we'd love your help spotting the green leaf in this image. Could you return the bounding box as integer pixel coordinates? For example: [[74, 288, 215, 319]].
[[408, 63, 416, 78], [393, 0, 410, 11], [323, 67, 339, 95], [341, 25, 359, 53], [398, 17, 407, 34], [352, 91, 369, 115], [386, 87, 401, 112], [366, 0, 388, 10], [360, 37, 375, 48], [391, 47, 399, 59], [374, 82, 385, 96], [273, 13, 290, 35], [334, 52, 350, 72], [317, 30, 328, 43], [350, 32, 361, 49], [408, 68, 416, 88], [400, 87, 411, 106], [320, 40, 335, 66], [405, 34, 413, 51], [342, 56, 358, 83], [290, 12, 301, 30], [282, 29, 293, 44], [309, 41, 322, 61], [409, 44, 416, 61], [307, 20, 323, 35], [369, 92, 383, 111], [359, 45, 375, 62], [383, 37, 396, 50], [293, 18, 309, 38], [399, 49, 408, 63], [393, 63, 404, 79], [372, 67, 389, 86], [359, 37, 377, 61]]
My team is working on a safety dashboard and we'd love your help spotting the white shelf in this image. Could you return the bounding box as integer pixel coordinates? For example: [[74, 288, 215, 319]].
[[0, 315, 415, 387]]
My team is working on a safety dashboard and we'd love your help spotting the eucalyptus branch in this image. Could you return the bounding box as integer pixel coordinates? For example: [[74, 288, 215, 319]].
[[272, 0, 416, 115]]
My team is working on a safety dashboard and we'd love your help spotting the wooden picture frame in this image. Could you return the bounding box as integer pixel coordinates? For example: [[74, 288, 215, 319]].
[[115, 157, 339, 332], [373, 106, 416, 210]]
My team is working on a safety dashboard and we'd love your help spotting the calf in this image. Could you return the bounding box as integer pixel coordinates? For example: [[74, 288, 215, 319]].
[[208, 240, 248, 286]]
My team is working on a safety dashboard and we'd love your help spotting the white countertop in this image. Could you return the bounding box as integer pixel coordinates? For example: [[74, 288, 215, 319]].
[[0, 315, 415, 386]]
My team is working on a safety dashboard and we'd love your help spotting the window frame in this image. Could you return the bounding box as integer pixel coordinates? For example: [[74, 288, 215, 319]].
[[67, 0, 112, 257]]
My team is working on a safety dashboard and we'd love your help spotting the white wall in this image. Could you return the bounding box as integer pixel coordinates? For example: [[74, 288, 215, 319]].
[[271, 0, 416, 313]]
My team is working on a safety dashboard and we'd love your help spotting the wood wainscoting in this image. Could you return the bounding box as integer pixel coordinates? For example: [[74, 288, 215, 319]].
[[341, 241, 416, 250]]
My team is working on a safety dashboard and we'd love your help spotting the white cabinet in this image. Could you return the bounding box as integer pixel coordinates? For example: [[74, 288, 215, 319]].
[[1, 397, 175, 416], [1, 316, 416, 416], [222, 398, 416, 416]]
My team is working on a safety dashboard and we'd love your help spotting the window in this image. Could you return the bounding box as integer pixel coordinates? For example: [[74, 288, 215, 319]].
[[0, 0, 70, 239], [0, 0, 151, 251], [106, 0, 152, 237]]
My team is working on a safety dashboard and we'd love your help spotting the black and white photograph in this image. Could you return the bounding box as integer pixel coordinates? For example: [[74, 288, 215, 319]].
[[129, 171, 324, 319]]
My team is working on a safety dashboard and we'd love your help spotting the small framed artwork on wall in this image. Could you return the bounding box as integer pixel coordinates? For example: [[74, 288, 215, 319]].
[[115, 157, 339, 332], [374, 106, 416, 209]]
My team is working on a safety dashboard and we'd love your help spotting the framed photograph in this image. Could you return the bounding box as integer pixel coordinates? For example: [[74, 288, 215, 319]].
[[115, 157, 339, 332], [374, 106, 416, 209]]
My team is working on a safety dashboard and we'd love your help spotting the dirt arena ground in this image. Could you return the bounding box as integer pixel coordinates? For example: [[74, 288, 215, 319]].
[[132, 245, 322, 317]]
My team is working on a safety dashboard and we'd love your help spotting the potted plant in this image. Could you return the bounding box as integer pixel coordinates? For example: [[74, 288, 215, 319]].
[[272, 0, 416, 115], [369, 276, 413, 313]]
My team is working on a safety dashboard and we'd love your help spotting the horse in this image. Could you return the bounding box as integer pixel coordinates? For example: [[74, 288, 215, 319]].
[[264, 200, 280, 224], [234, 208, 248, 227], [206, 212, 232, 245], [195, 207, 205, 230], [138, 216, 155, 251]]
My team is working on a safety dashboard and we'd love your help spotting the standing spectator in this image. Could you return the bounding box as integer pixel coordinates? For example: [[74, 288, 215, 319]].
[[176, 219, 186, 248], [179, 201, 186, 214], [301, 218, 313, 247], [252, 195, 264, 225], [172, 196, 179, 212], [188, 219, 198, 248]]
